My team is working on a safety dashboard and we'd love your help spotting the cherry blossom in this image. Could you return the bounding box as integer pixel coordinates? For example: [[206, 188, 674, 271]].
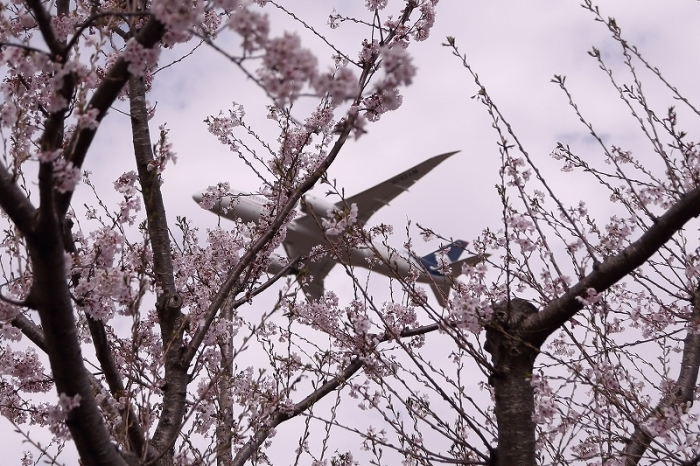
[[259, 32, 318, 104]]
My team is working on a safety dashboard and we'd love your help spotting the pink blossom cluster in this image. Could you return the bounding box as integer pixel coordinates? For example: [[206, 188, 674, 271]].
[[537, 269, 572, 300], [149, 125, 178, 175], [122, 38, 161, 77], [113, 171, 142, 225], [358, 44, 416, 121], [291, 292, 344, 337], [642, 404, 688, 441], [547, 331, 576, 357], [205, 103, 246, 152], [448, 294, 491, 333], [0, 46, 92, 122], [72, 227, 134, 320], [365, 0, 388, 10], [589, 362, 621, 392], [228, 7, 270, 53], [0, 347, 50, 397], [530, 373, 556, 424], [151, 0, 204, 43], [599, 215, 635, 253], [503, 156, 532, 188], [34, 149, 82, 193], [570, 438, 600, 461], [196, 182, 233, 211], [380, 302, 419, 340], [47, 393, 82, 439], [198, 9, 224, 38], [447, 263, 491, 333], [322, 203, 358, 235], [507, 212, 538, 254], [314, 67, 360, 105], [412, 1, 437, 41], [50, 13, 76, 42], [258, 33, 319, 105], [434, 249, 451, 275], [378, 45, 416, 88], [637, 184, 675, 210]]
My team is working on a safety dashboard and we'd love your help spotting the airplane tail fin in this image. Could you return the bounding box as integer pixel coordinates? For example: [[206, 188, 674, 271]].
[[418, 240, 468, 276], [419, 241, 488, 307]]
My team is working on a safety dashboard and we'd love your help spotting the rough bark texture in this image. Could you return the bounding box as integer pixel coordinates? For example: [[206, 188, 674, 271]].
[[216, 298, 235, 466], [485, 298, 540, 466]]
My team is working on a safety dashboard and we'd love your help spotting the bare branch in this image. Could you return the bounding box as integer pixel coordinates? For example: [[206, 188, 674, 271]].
[[622, 300, 700, 465], [11, 313, 46, 351], [182, 112, 357, 365], [86, 315, 148, 457], [0, 161, 36, 235], [23, 0, 65, 57], [524, 185, 700, 345], [231, 358, 364, 466], [231, 321, 444, 466]]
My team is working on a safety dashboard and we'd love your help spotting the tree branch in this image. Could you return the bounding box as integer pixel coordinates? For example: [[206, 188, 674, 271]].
[[0, 161, 37, 235], [56, 16, 165, 218], [229, 255, 302, 308], [182, 114, 357, 366], [128, 75, 188, 460], [11, 313, 46, 351], [215, 295, 234, 466], [86, 315, 148, 458], [524, 185, 700, 345], [622, 299, 700, 465], [23, 0, 65, 57], [231, 358, 365, 466], [12, 310, 145, 462], [182, 0, 417, 367], [231, 322, 442, 466], [26, 191, 127, 466]]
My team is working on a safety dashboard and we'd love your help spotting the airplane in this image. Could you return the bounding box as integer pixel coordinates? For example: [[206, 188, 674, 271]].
[[192, 151, 484, 306]]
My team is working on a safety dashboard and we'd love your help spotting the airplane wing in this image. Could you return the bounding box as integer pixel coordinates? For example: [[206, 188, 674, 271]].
[[338, 151, 459, 225]]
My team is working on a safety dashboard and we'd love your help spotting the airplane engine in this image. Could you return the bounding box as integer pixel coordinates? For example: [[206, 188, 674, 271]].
[[267, 253, 298, 275], [301, 194, 337, 219]]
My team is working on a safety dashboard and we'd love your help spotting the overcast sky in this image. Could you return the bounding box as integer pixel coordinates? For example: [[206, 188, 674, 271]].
[[6, 0, 700, 463]]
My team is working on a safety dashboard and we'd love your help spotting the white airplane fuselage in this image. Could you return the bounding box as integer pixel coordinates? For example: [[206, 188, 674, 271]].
[[194, 189, 423, 281]]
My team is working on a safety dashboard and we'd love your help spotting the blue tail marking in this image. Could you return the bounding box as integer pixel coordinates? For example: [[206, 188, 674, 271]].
[[419, 240, 467, 276]]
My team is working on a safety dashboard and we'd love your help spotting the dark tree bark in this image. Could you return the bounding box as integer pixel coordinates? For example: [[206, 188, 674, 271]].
[[129, 75, 188, 466], [485, 298, 540, 466], [216, 297, 235, 466]]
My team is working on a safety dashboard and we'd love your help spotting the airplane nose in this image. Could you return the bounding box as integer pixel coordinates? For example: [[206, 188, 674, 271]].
[[192, 192, 203, 204]]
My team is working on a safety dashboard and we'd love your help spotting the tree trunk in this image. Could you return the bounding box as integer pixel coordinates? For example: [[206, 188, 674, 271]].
[[485, 298, 539, 466], [216, 297, 235, 466]]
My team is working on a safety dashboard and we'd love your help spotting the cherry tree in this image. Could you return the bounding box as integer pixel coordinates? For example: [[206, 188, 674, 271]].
[[1, 0, 699, 465]]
